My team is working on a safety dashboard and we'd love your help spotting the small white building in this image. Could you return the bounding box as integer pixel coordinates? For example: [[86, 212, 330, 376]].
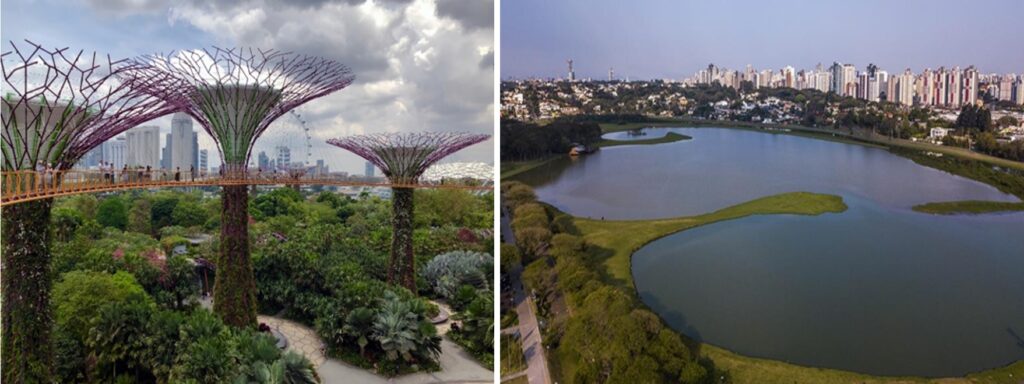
[[929, 128, 951, 140]]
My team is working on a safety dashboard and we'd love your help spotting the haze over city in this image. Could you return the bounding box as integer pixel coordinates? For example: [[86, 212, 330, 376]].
[[501, 0, 1024, 80]]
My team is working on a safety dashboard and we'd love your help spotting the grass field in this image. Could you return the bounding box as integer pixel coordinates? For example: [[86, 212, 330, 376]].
[[572, 192, 847, 289], [703, 344, 1024, 384], [501, 156, 557, 179], [499, 333, 526, 376], [500, 375, 529, 384], [912, 200, 1024, 214], [596, 131, 692, 147]]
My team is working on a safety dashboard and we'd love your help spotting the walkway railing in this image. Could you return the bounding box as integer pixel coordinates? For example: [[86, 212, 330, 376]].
[[1, 168, 492, 206]]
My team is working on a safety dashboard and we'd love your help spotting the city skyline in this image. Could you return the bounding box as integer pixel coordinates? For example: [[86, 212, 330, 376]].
[[2, 0, 495, 174], [501, 0, 1024, 80]]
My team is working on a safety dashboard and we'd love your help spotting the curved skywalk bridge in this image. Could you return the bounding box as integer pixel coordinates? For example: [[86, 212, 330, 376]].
[[1, 168, 492, 206]]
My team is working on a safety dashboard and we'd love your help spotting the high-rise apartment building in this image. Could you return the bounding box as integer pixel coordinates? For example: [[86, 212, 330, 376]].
[[125, 125, 160, 168], [102, 137, 126, 169], [170, 112, 196, 171], [199, 149, 208, 172], [365, 161, 375, 177]]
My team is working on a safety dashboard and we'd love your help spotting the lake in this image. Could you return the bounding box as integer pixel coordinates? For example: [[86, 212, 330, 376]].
[[517, 127, 1024, 377]]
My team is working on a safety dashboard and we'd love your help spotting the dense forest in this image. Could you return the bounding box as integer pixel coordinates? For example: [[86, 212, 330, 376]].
[[500, 119, 602, 161], [501, 181, 728, 384], [45, 187, 494, 382]]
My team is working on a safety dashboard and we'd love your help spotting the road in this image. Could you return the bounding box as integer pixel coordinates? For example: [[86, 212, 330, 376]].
[[501, 204, 552, 384]]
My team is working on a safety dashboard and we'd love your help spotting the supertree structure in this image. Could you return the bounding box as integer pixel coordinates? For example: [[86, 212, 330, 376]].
[[1, 41, 177, 383], [127, 47, 354, 327], [326, 132, 489, 292]]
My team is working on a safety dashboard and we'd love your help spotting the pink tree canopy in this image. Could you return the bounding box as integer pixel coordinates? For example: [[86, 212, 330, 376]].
[[326, 132, 490, 185], [1, 40, 178, 171], [124, 47, 355, 168]]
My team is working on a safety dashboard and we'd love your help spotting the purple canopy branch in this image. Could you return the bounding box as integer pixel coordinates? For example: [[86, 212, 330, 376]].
[[124, 47, 355, 167], [326, 132, 490, 185], [327, 131, 489, 292], [121, 46, 354, 328], [2, 40, 179, 171]]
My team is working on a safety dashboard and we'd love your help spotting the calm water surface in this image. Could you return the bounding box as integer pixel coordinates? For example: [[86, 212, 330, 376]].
[[518, 127, 1024, 377]]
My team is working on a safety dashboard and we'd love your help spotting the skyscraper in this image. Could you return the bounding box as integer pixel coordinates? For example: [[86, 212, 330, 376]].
[[102, 137, 126, 169], [125, 125, 161, 168], [170, 112, 196, 171], [365, 161, 375, 177], [199, 149, 208, 172], [567, 59, 575, 81], [258, 151, 271, 170], [162, 133, 172, 169], [275, 146, 291, 169], [192, 133, 199, 171]]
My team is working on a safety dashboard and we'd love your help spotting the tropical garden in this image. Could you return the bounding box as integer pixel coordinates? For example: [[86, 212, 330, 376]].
[[42, 186, 494, 383]]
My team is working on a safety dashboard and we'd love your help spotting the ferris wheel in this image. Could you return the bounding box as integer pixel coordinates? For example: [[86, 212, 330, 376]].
[[286, 109, 313, 169]]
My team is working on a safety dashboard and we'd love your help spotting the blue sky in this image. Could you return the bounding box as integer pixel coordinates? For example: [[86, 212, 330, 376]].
[[2, 0, 494, 173], [501, 0, 1024, 80]]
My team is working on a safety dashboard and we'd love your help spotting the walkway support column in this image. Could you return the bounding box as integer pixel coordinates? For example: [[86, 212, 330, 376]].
[[1, 199, 54, 383], [326, 132, 489, 294], [214, 184, 258, 327], [127, 48, 355, 327], [2, 42, 176, 382]]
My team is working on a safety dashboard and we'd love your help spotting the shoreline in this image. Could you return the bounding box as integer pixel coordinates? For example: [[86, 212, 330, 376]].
[[504, 129, 1024, 382], [557, 193, 1024, 383]]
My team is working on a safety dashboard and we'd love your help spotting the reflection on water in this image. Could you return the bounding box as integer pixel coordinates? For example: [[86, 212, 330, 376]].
[[517, 127, 1024, 377], [517, 127, 1018, 219]]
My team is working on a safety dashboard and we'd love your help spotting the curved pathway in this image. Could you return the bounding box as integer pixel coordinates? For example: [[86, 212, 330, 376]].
[[260, 302, 492, 384]]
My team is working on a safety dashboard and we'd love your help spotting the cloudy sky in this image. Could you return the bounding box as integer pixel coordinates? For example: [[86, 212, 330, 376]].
[[2, 0, 494, 174], [502, 0, 1024, 80]]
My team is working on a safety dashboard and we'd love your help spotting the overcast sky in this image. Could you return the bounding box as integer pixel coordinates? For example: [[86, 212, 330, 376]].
[[501, 0, 1024, 80], [2, 0, 494, 173]]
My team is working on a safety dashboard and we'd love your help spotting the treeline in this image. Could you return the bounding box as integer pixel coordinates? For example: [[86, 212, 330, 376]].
[[502, 181, 728, 384], [500, 119, 602, 161], [974, 133, 1024, 162]]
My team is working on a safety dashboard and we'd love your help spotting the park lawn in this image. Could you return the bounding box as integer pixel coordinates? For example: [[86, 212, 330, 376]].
[[499, 333, 527, 376], [703, 344, 1024, 384], [912, 200, 1024, 215], [571, 192, 847, 289], [598, 121, 685, 133], [502, 157, 558, 179], [597, 132, 691, 148]]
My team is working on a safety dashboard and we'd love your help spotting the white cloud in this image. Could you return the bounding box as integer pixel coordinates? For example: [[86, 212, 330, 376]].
[[84, 0, 494, 173]]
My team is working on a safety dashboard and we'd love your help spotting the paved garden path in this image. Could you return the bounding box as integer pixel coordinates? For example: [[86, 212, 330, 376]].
[[258, 301, 492, 384]]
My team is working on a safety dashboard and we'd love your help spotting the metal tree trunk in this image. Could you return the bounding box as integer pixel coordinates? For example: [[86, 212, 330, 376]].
[[213, 184, 258, 327], [1, 199, 55, 383], [391, 187, 416, 292]]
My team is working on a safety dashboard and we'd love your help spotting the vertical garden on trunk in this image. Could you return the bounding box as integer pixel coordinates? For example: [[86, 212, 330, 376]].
[[326, 132, 489, 293], [126, 47, 355, 327], [1, 41, 177, 383]]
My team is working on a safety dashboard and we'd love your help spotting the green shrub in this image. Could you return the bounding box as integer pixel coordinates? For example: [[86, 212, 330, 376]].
[[97, 196, 129, 230], [87, 294, 155, 381], [53, 271, 152, 342], [420, 251, 493, 301], [449, 292, 493, 367], [451, 284, 479, 311]]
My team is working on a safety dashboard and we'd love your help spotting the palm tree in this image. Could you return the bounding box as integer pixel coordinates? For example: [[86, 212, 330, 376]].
[[371, 310, 417, 362], [342, 308, 375, 357]]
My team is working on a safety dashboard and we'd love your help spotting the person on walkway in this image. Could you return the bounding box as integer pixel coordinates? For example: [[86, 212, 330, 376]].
[[145, 165, 152, 182], [190, 165, 195, 182], [175, 167, 181, 182], [34, 160, 45, 193], [121, 165, 128, 183]]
